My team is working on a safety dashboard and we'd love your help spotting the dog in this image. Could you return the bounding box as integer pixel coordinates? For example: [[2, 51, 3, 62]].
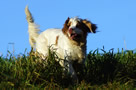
[[25, 6, 97, 82]]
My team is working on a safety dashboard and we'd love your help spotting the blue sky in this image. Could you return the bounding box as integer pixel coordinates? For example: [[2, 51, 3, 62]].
[[0, 0, 136, 56]]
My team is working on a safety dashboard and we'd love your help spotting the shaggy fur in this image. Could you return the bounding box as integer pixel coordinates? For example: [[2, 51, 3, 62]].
[[25, 6, 97, 82]]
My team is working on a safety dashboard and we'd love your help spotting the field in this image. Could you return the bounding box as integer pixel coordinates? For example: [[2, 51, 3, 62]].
[[0, 48, 136, 89]]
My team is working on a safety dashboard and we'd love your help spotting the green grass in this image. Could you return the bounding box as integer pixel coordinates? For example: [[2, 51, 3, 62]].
[[0, 48, 136, 89]]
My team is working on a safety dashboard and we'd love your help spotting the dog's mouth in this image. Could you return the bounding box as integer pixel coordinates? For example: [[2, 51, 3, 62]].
[[68, 28, 81, 40], [70, 33, 81, 40]]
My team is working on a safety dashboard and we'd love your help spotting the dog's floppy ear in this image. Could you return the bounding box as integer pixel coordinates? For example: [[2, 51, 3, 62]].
[[65, 17, 70, 24], [82, 19, 97, 33], [62, 17, 70, 34]]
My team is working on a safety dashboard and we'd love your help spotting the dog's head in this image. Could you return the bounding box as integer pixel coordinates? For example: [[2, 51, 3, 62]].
[[62, 17, 97, 44]]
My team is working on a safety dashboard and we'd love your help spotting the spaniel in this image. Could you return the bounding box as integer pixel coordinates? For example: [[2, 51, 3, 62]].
[[25, 6, 97, 82]]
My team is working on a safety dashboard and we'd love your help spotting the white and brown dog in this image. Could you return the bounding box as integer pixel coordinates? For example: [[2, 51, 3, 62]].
[[25, 6, 97, 82]]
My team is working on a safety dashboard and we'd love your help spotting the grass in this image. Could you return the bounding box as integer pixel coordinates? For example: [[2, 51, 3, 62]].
[[0, 48, 136, 89]]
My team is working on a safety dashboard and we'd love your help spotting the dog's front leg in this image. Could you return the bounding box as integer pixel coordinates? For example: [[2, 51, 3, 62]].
[[59, 60, 78, 83], [67, 62, 78, 83]]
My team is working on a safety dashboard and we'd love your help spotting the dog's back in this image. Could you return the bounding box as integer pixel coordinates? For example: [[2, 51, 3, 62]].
[[35, 29, 63, 57]]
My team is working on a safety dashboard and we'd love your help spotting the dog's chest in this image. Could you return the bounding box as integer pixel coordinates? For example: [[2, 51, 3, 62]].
[[56, 38, 86, 62], [67, 45, 85, 60]]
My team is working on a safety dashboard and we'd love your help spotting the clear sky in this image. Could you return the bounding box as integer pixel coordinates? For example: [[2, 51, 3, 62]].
[[0, 0, 136, 56]]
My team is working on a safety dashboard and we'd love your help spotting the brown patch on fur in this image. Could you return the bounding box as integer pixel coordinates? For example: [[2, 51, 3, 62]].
[[62, 17, 70, 35], [76, 21, 89, 42], [62, 17, 77, 44], [82, 19, 97, 33], [55, 36, 59, 45]]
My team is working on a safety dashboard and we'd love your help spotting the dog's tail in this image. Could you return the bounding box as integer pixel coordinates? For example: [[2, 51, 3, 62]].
[[25, 6, 40, 48]]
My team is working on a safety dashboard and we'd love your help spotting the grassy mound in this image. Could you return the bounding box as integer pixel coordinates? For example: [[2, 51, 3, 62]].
[[0, 48, 136, 89]]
